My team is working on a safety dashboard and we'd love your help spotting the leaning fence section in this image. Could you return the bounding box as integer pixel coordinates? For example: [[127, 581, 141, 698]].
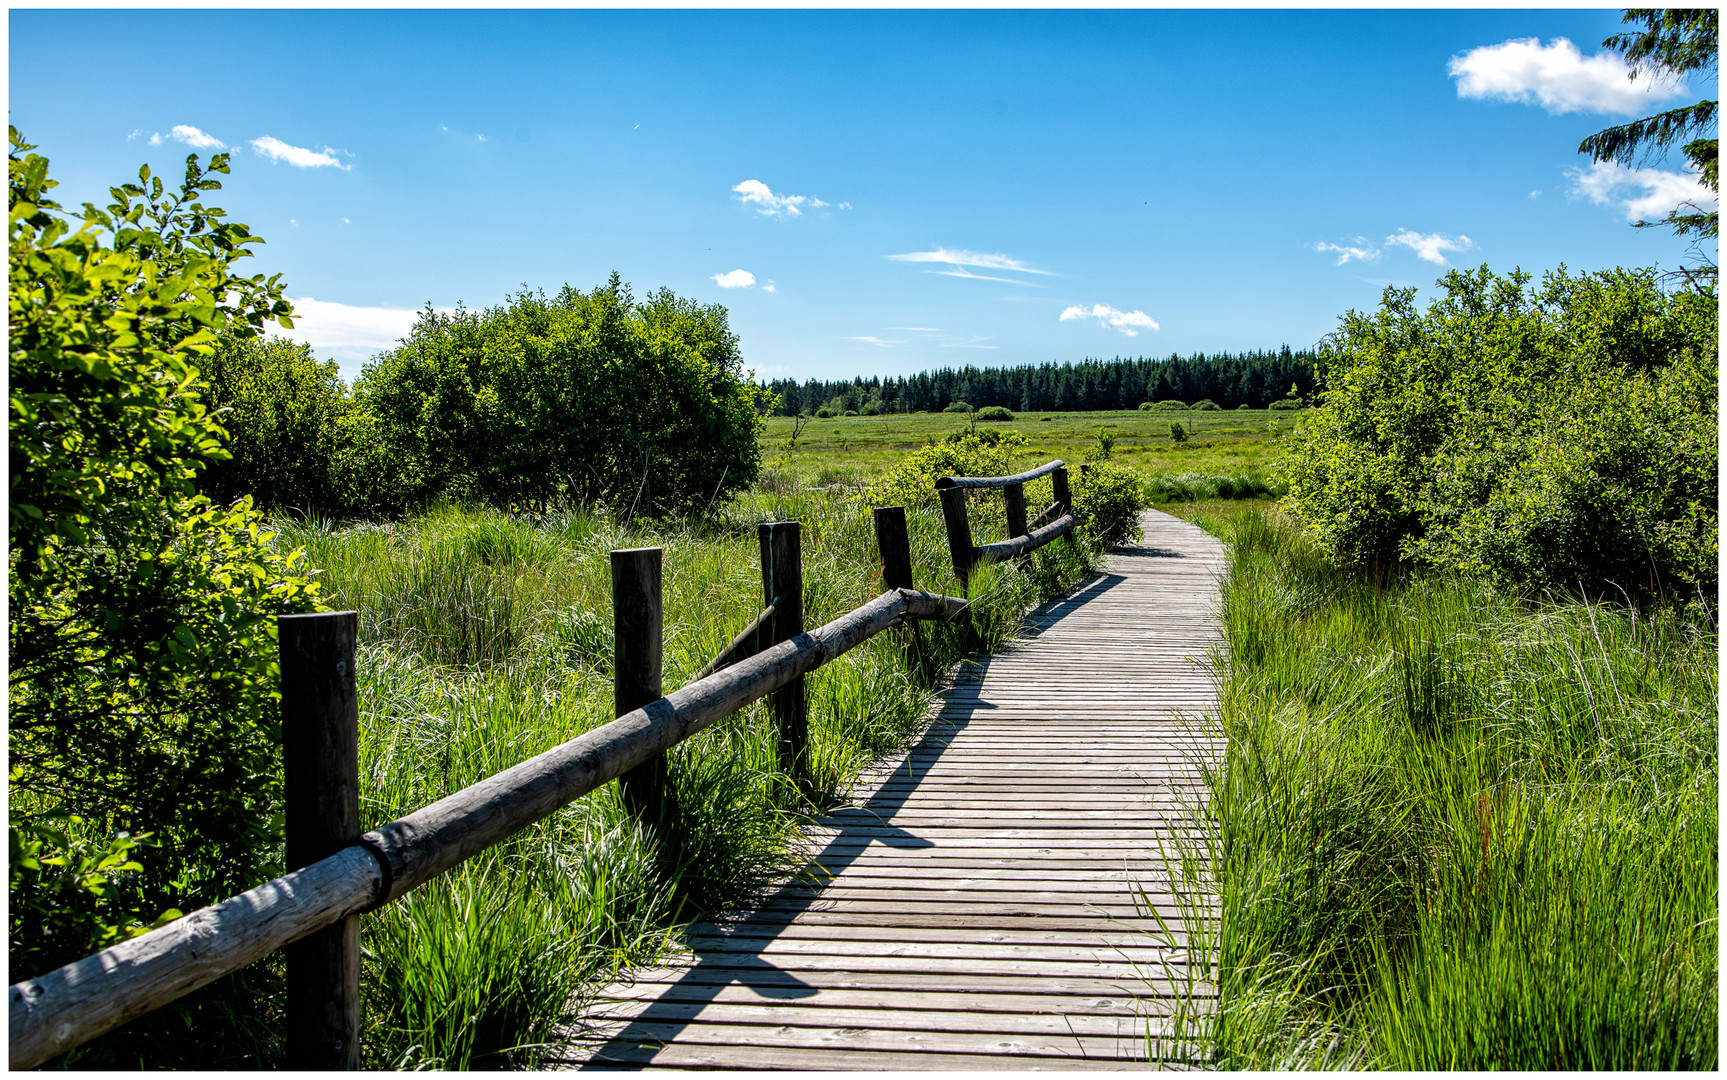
[[10, 465, 1080, 1070]]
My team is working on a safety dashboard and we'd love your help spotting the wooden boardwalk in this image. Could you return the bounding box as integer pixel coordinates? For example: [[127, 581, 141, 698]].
[[559, 508, 1226, 1070]]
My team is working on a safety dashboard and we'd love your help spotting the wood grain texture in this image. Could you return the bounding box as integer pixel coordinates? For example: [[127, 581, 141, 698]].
[[558, 509, 1224, 1071]]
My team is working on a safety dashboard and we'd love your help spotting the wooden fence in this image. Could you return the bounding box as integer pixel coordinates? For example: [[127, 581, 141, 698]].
[[8, 465, 1075, 1070]]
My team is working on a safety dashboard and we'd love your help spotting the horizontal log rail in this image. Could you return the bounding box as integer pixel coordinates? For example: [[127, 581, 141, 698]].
[[8, 585, 967, 1070], [1026, 500, 1063, 532], [934, 459, 1064, 490], [974, 513, 1078, 567], [690, 595, 781, 683], [936, 461, 1076, 586]]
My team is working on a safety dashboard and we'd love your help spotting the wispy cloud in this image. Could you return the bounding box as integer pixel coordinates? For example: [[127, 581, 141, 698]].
[[147, 124, 226, 149], [1568, 160, 1718, 223], [270, 297, 448, 364], [251, 136, 350, 169], [848, 335, 899, 347], [1314, 237, 1381, 266], [1448, 37, 1686, 116], [888, 248, 1054, 277], [887, 326, 942, 332], [733, 179, 830, 217], [762, 282, 777, 293], [1385, 228, 1475, 265], [939, 337, 998, 349], [1059, 303, 1159, 336], [712, 269, 757, 289]]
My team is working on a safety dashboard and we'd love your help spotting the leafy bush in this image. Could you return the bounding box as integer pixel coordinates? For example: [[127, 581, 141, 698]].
[[1145, 399, 1188, 411], [868, 428, 1031, 510], [975, 405, 1015, 421], [1267, 398, 1303, 411], [943, 400, 973, 413], [1191, 398, 1221, 410], [1283, 265, 1717, 600], [815, 407, 836, 418], [9, 125, 320, 1056], [351, 277, 763, 517], [1084, 427, 1116, 461], [1071, 461, 1146, 550], [197, 332, 352, 515], [1170, 421, 1188, 442]]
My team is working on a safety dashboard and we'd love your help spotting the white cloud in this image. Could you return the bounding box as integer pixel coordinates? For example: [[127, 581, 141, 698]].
[[887, 247, 1053, 276], [848, 335, 899, 347], [712, 269, 757, 288], [887, 326, 942, 332], [761, 282, 777, 293], [838, 201, 853, 210], [733, 179, 830, 217], [1385, 228, 1476, 265], [1059, 303, 1160, 336], [1448, 37, 1686, 116], [147, 124, 225, 149], [270, 297, 442, 365], [1568, 159, 1718, 223], [1314, 237, 1381, 266], [251, 136, 349, 169]]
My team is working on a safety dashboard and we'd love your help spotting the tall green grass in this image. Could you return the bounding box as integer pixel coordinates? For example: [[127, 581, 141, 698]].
[[1167, 510, 1717, 1069], [273, 475, 1093, 1067]]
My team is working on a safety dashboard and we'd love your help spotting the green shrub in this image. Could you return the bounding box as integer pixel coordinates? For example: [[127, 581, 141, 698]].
[[1191, 398, 1221, 410], [1283, 265, 1717, 599], [867, 428, 1031, 515], [1236, 403, 1254, 410], [1145, 399, 1188, 411], [1071, 461, 1145, 550], [1038, 414, 1053, 421], [351, 276, 762, 517], [943, 400, 973, 413], [197, 332, 352, 515], [1170, 421, 1188, 442], [1267, 398, 1302, 410], [843, 409, 858, 416], [9, 128, 320, 1062], [815, 407, 835, 418], [1084, 427, 1116, 461], [975, 405, 1015, 421]]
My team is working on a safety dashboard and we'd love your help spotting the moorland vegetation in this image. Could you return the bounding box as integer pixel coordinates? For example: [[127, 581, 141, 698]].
[[10, 42, 1719, 1068]]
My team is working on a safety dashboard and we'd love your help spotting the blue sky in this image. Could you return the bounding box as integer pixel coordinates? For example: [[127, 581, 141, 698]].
[[10, 8, 1715, 384]]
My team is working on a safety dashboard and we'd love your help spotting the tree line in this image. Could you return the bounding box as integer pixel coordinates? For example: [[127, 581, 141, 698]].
[[761, 347, 1318, 416]]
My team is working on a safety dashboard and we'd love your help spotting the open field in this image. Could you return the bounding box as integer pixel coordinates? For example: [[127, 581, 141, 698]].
[[762, 409, 1295, 486]]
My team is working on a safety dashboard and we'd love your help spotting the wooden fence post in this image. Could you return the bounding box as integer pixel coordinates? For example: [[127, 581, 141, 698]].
[[760, 522, 808, 778], [873, 506, 914, 591], [279, 610, 361, 1071], [612, 548, 672, 833], [1053, 466, 1076, 547], [937, 486, 975, 589], [1003, 482, 1028, 542]]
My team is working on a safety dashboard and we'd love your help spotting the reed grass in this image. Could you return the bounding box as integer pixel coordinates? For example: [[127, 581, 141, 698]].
[[272, 470, 1093, 1067], [1160, 509, 1717, 1069]]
